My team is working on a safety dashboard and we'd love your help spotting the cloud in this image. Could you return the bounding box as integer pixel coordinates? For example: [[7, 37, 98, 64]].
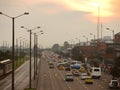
[[110, 0, 120, 18], [1, 0, 120, 22]]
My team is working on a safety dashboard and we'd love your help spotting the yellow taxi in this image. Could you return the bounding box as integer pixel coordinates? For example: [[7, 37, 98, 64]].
[[58, 65, 64, 70], [48, 61, 53, 65], [85, 76, 93, 84], [79, 67, 86, 73]]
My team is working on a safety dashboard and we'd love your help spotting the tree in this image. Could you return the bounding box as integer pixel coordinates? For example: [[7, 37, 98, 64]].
[[63, 41, 69, 49], [110, 57, 120, 78], [71, 46, 83, 62], [52, 44, 60, 52]]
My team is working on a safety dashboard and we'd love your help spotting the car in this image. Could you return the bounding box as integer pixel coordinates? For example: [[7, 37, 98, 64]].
[[79, 67, 86, 73], [49, 63, 54, 68], [71, 64, 81, 69], [73, 70, 80, 76], [48, 61, 53, 65], [81, 73, 88, 80], [109, 79, 119, 89], [56, 61, 62, 66], [58, 65, 64, 70], [65, 67, 71, 71], [65, 72, 74, 81], [85, 76, 93, 84]]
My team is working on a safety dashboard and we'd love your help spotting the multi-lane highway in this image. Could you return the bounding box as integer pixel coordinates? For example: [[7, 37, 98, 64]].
[[36, 53, 113, 90], [0, 52, 115, 90]]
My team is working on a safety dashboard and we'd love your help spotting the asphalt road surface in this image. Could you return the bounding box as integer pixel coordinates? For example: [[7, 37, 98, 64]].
[[36, 55, 114, 90], [0, 53, 115, 90]]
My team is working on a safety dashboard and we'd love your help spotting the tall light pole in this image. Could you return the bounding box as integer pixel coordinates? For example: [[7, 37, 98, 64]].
[[83, 35, 88, 46], [90, 33, 96, 45], [16, 37, 22, 66], [21, 38, 26, 62], [76, 38, 80, 46], [106, 27, 115, 60], [33, 33, 36, 80], [36, 31, 43, 75], [0, 12, 29, 90], [33, 30, 43, 80], [21, 26, 40, 89], [97, 4, 100, 42], [106, 28, 115, 42]]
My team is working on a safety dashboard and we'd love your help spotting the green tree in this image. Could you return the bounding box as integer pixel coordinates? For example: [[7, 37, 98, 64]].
[[52, 44, 60, 52], [71, 46, 83, 62], [110, 57, 120, 78], [63, 41, 69, 49]]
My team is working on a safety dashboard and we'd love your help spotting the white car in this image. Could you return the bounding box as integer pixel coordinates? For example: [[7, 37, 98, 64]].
[[109, 80, 119, 88], [81, 73, 88, 80], [65, 72, 74, 81]]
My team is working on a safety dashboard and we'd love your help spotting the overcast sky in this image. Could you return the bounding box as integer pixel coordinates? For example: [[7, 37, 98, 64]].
[[0, 0, 120, 48]]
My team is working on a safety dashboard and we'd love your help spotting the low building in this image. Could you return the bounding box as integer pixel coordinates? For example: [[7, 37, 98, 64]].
[[114, 32, 120, 58]]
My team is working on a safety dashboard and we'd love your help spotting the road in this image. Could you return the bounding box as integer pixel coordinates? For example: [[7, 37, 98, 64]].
[[0, 53, 115, 90], [36, 56, 114, 90], [0, 58, 38, 90]]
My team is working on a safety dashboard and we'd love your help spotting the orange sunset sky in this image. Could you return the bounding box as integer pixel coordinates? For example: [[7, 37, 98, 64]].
[[0, 0, 120, 48]]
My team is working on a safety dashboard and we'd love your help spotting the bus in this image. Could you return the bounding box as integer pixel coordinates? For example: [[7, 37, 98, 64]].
[[90, 67, 101, 79]]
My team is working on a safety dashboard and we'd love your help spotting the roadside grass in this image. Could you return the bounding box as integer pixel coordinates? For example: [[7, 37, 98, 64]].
[[14, 56, 29, 70]]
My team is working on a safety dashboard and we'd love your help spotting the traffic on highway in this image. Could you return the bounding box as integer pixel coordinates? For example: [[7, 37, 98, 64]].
[[0, 1, 120, 90], [36, 51, 118, 90]]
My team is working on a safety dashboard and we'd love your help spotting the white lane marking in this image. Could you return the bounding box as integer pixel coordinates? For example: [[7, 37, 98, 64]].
[[55, 67, 72, 90], [76, 76, 94, 90], [48, 65, 56, 90]]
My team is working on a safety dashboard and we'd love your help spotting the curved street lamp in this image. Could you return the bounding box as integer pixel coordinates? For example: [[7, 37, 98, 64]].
[[106, 28, 114, 42], [35, 31, 43, 75], [0, 12, 29, 90], [21, 26, 40, 89], [33, 30, 43, 80]]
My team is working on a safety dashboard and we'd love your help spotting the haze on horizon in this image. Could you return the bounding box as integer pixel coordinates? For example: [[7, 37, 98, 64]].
[[0, 0, 120, 48]]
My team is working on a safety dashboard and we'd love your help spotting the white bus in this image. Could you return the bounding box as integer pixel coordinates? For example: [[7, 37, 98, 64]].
[[90, 67, 101, 79]]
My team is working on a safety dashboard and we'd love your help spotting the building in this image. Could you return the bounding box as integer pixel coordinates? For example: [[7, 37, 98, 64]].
[[114, 32, 120, 58], [115, 32, 120, 43]]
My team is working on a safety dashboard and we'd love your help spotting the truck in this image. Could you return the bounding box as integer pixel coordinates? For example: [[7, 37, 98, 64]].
[[90, 67, 101, 78], [109, 79, 119, 89]]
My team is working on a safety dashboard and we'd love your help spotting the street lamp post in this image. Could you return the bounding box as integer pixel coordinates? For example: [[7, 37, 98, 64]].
[[16, 37, 22, 66], [106, 28, 115, 42], [106, 28, 115, 60], [35, 31, 43, 75], [90, 33, 96, 45], [21, 26, 40, 89], [33, 33, 36, 80], [83, 35, 88, 46], [2, 40, 5, 58], [0, 12, 29, 90], [76, 38, 80, 46], [33, 31, 43, 80]]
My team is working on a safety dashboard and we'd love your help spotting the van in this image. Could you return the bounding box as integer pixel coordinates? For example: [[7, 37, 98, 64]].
[[90, 67, 101, 78]]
